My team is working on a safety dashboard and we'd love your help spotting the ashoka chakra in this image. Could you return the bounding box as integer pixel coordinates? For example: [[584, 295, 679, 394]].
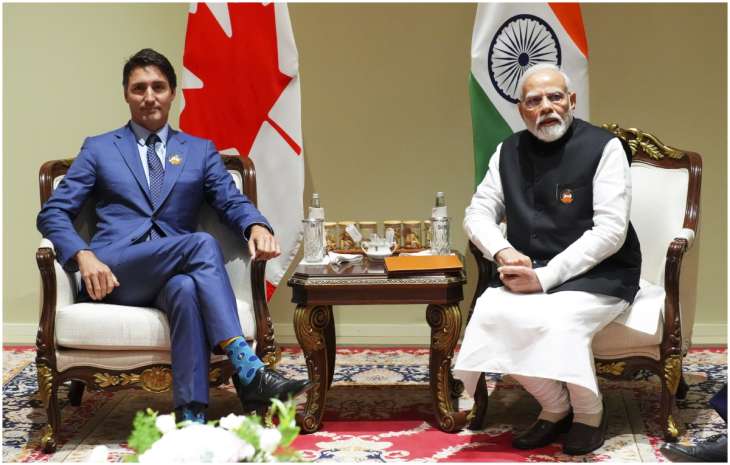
[[488, 14, 562, 104]]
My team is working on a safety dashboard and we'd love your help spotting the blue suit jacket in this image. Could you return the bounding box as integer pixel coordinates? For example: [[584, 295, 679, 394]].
[[37, 124, 271, 272]]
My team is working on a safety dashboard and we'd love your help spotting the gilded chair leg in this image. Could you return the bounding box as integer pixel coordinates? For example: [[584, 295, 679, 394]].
[[661, 355, 682, 441], [36, 363, 59, 453], [660, 378, 680, 442], [68, 380, 85, 406]]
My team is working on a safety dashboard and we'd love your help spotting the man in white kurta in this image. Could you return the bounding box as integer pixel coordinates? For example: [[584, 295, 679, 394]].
[[454, 64, 641, 455]]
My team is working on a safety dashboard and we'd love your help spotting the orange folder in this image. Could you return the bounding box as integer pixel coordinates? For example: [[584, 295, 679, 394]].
[[384, 255, 463, 275]]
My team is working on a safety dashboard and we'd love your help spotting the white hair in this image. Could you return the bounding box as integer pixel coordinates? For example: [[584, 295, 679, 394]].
[[516, 63, 572, 101]]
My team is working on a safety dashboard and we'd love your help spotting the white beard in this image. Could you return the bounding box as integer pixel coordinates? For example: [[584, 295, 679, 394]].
[[529, 110, 574, 142]]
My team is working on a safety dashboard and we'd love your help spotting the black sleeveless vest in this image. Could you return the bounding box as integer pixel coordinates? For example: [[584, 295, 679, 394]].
[[496, 118, 641, 303]]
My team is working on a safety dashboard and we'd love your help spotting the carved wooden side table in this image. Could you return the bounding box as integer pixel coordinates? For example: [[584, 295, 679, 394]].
[[288, 256, 478, 434]]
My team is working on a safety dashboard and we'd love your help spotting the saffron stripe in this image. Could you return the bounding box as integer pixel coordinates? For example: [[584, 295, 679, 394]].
[[548, 3, 589, 58]]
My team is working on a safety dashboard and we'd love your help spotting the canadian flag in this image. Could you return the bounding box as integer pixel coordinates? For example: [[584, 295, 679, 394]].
[[180, 3, 304, 300]]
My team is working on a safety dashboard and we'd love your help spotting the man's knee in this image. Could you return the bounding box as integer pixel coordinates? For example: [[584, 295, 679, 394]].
[[160, 274, 198, 312], [187, 232, 223, 256], [190, 231, 216, 245]]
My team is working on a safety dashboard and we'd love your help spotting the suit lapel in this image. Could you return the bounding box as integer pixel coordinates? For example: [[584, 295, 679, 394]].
[[113, 125, 152, 205], [157, 129, 189, 210]]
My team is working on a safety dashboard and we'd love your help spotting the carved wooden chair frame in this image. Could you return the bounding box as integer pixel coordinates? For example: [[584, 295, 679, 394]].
[[35, 155, 280, 452], [466, 124, 702, 441]]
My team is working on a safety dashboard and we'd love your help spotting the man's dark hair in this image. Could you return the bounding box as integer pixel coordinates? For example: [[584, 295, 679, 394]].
[[122, 48, 177, 90]]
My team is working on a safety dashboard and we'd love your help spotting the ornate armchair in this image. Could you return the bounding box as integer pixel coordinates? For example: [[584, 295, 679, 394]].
[[467, 125, 702, 441], [35, 155, 280, 452]]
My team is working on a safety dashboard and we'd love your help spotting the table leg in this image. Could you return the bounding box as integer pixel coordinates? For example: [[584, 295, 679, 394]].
[[324, 305, 336, 389], [293, 304, 331, 433], [426, 303, 469, 432]]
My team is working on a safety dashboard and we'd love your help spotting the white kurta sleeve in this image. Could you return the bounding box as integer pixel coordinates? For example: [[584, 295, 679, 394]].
[[534, 137, 632, 291], [463, 144, 514, 262]]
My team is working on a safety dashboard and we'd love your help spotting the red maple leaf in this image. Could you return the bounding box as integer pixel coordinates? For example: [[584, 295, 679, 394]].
[[180, 3, 300, 157]]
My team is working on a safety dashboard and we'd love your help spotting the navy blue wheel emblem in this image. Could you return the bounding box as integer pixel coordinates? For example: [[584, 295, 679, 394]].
[[488, 14, 562, 104]]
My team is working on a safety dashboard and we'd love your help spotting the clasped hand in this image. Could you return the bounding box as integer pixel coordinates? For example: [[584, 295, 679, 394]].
[[494, 247, 543, 294], [248, 225, 281, 261]]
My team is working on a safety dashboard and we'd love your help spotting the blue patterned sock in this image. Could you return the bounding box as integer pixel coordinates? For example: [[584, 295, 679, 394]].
[[176, 402, 206, 424], [222, 336, 265, 385]]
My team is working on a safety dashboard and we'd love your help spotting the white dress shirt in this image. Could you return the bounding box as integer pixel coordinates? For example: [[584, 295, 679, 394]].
[[464, 137, 632, 292]]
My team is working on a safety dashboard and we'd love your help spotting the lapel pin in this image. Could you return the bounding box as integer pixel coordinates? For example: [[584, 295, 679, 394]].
[[168, 154, 182, 166], [559, 188, 574, 204]]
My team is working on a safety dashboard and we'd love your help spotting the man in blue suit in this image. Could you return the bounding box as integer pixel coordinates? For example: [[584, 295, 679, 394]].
[[37, 48, 310, 423]]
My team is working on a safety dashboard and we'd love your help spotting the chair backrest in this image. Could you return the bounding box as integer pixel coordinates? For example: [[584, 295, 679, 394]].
[[39, 155, 259, 303], [602, 124, 702, 287]]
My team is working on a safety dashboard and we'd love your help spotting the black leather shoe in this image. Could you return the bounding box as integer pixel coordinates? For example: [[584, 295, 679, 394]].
[[563, 409, 608, 455], [512, 413, 573, 450], [661, 435, 727, 462], [233, 367, 313, 408]]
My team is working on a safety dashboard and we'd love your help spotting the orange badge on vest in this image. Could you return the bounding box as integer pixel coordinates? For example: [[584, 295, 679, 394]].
[[168, 154, 182, 166], [559, 188, 574, 204]]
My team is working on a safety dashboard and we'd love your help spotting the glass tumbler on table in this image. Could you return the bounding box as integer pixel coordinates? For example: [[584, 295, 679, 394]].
[[430, 217, 450, 255], [303, 218, 325, 262]]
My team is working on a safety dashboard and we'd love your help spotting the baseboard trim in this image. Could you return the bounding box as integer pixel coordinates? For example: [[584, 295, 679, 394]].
[[3, 323, 38, 345], [691, 323, 728, 346], [4, 322, 727, 346]]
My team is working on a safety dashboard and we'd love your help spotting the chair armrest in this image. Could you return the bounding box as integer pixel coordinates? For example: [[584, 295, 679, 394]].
[[676, 228, 695, 249], [36, 242, 59, 364], [38, 238, 76, 309], [468, 240, 498, 324], [661, 237, 689, 357], [250, 259, 278, 365]]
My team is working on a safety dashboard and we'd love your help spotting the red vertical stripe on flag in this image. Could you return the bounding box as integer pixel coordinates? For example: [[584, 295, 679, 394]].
[[548, 3, 589, 58], [265, 281, 277, 302]]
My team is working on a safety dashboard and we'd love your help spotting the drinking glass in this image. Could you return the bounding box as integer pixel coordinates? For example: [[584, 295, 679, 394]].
[[302, 218, 325, 262], [430, 218, 450, 255]]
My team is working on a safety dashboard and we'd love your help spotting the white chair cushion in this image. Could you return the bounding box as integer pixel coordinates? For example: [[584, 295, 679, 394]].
[[592, 319, 662, 360], [55, 299, 255, 350], [55, 349, 230, 373]]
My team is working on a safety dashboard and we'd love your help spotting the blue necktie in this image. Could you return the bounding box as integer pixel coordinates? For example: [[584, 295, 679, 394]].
[[146, 133, 164, 239]]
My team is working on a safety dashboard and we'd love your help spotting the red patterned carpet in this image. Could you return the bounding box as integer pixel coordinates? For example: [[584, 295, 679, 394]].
[[3, 346, 727, 462]]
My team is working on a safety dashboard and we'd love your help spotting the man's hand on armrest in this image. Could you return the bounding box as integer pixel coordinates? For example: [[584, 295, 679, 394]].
[[494, 247, 532, 268], [248, 225, 281, 261], [75, 250, 119, 301]]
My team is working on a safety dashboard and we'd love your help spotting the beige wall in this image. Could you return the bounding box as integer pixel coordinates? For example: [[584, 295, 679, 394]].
[[4, 3, 726, 345]]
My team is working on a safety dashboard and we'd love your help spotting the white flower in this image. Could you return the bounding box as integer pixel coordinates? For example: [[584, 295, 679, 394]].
[[258, 428, 282, 454], [219, 413, 245, 431], [139, 423, 254, 463], [155, 413, 177, 434], [238, 442, 256, 461], [87, 445, 109, 462]]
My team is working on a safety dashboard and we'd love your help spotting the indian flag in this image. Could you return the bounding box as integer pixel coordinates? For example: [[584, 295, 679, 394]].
[[470, 3, 589, 186]]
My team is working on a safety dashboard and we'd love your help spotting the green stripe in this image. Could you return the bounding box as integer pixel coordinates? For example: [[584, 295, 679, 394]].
[[469, 72, 512, 188]]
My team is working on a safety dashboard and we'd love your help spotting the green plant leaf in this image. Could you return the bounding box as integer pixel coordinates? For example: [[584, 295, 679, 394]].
[[127, 409, 162, 456]]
